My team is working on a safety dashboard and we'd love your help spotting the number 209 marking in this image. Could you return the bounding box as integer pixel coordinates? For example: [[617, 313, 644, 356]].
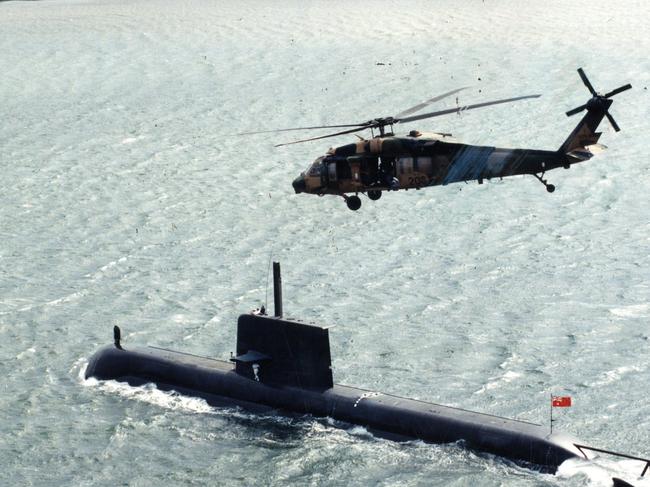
[[407, 176, 427, 186]]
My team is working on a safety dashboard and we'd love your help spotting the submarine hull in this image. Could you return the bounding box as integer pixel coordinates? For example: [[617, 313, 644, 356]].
[[86, 344, 584, 471]]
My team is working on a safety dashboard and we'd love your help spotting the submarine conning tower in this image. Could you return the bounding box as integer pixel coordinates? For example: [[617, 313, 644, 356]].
[[232, 313, 333, 390], [86, 262, 638, 475], [232, 262, 333, 390]]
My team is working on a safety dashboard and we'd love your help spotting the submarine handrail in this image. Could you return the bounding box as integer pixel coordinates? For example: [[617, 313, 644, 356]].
[[335, 382, 543, 427], [574, 443, 650, 477], [147, 346, 230, 363], [138, 346, 543, 428], [134, 345, 545, 428]]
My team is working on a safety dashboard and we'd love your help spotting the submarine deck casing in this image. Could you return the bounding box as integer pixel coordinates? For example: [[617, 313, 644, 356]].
[[86, 313, 584, 471]]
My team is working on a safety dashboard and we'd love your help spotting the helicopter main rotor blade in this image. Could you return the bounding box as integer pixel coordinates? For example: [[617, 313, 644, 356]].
[[397, 94, 541, 124], [393, 87, 469, 118], [275, 125, 370, 147], [237, 122, 369, 136], [240, 87, 470, 137]]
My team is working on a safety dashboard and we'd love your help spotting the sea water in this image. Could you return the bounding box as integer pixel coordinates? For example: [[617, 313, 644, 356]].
[[1, 1, 649, 485]]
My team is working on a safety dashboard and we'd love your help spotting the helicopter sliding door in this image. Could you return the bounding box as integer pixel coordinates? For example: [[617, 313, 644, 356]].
[[322, 160, 351, 192], [324, 157, 380, 193], [336, 160, 352, 180]]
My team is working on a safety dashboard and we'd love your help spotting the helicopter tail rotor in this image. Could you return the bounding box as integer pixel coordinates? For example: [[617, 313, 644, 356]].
[[565, 68, 631, 132], [560, 68, 631, 155]]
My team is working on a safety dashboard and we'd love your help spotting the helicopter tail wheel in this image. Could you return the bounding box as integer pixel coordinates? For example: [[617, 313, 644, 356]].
[[367, 190, 382, 201], [533, 172, 555, 193], [345, 195, 362, 211]]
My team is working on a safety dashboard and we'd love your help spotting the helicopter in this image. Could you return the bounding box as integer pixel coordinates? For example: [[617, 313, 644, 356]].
[[243, 68, 631, 210]]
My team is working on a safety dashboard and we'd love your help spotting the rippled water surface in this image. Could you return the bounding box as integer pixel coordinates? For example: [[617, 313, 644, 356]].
[[1, 1, 649, 485]]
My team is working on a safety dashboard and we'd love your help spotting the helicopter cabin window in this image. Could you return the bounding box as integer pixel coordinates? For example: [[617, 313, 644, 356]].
[[397, 157, 414, 175], [328, 162, 337, 181], [397, 156, 432, 175], [417, 157, 432, 174]]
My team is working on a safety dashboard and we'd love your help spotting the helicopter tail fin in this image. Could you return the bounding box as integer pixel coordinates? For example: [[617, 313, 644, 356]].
[[558, 101, 607, 156]]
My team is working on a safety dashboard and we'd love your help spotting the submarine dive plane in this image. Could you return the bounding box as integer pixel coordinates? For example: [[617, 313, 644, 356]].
[[86, 263, 649, 485]]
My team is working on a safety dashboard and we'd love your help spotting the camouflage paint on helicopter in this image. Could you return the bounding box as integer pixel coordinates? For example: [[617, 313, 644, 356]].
[[293, 131, 561, 198], [240, 69, 629, 210], [286, 69, 631, 210]]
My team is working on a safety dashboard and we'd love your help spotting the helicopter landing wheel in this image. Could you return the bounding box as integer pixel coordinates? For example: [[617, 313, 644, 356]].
[[534, 172, 555, 194], [346, 195, 362, 211], [368, 189, 382, 201]]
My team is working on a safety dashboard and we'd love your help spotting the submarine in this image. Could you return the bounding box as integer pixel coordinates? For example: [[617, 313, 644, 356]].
[[86, 263, 649, 483]]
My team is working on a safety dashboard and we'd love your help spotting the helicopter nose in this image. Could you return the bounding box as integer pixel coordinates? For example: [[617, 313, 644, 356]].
[[292, 174, 306, 193]]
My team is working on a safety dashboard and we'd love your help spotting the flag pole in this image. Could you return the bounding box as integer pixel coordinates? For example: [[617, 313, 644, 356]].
[[550, 393, 553, 435]]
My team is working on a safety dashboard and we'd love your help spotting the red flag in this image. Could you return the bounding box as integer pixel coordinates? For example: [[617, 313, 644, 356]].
[[552, 396, 572, 407]]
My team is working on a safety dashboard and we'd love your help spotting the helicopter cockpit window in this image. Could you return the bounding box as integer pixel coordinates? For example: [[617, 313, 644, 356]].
[[308, 157, 324, 177]]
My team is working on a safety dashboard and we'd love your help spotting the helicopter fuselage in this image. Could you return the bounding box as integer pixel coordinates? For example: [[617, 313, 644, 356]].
[[289, 70, 629, 210], [292, 131, 569, 205]]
